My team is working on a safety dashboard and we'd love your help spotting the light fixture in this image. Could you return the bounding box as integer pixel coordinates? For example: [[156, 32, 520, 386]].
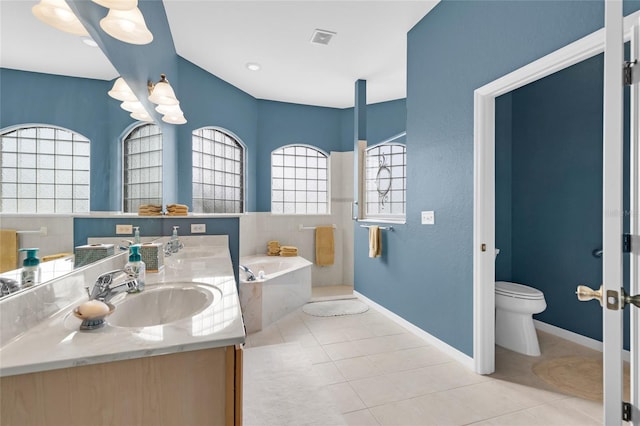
[[156, 102, 187, 125], [155, 102, 183, 116], [32, 0, 89, 36], [107, 77, 138, 102], [148, 74, 179, 106], [99, 6, 153, 45], [91, 0, 138, 10], [130, 111, 153, 122], [157, 103, 187, 124], [120, 100, 147, 114], [162, 113, 187, 125], [246, 62, 261, 71], [147, 74, 187, 124]]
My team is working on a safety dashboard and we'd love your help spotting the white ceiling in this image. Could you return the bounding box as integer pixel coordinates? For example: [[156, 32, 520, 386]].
[[0, 0, 438, 108]]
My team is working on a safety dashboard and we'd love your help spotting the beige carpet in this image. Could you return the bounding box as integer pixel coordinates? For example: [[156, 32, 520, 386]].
[[533, 356, 630, 401]]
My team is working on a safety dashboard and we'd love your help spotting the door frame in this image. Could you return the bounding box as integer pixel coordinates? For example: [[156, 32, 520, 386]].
[[473, 10, 640, 375]]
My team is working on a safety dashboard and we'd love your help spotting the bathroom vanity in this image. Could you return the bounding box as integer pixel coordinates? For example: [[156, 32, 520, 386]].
[[0, 236, 245, 426]]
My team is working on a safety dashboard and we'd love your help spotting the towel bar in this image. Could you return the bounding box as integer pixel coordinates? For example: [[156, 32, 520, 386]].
[[16, 227, 48, 236], [359, 225, 394, 231], [298, 224, 336, 231]]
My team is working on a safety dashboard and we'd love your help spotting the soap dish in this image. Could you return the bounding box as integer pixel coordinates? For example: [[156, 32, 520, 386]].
[[73, 303, 115, 330]]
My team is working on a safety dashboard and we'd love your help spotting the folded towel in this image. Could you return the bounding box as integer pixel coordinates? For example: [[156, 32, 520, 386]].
[[42, 252, 73, 262], [0, 229, 18, 273], [280, 245, 298, 256], [315, 226, 335, 266], [368, 226, 382, 258]]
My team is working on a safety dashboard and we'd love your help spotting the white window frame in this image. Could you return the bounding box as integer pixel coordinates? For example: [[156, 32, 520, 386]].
[[271, 144, 330, 215], [0, 124, 91, 213], [191, 126, 246, 214]]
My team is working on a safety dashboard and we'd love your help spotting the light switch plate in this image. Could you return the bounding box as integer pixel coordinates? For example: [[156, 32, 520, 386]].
[[116, 224, 133, 234], [191, 223, 206, 233], [421, 211, 435, 225]]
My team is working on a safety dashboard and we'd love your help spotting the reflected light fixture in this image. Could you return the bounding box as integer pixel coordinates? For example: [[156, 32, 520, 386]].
[[120, 100, 147, 114], [107, 77, 138, 102], [99, 6, 153, 45], [130, 111, 153, 122], [91, 0, 138, 10], [148, 74, 179, 106], [32, 0, 89, 36]]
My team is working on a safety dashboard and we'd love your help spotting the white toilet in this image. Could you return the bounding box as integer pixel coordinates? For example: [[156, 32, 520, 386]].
[[495, 281, 547, 356]]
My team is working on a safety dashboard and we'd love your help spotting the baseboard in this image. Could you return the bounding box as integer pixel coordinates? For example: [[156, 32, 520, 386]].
[[354, 291, 475, 371], [534, 319, 630, 362]]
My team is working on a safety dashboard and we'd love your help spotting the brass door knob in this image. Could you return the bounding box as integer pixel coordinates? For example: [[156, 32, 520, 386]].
[[576, 285, 603, 306]]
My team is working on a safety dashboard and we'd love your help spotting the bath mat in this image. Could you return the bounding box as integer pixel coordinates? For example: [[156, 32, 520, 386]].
[[302, 300, 368, 317], [532, 356, 630, 401]]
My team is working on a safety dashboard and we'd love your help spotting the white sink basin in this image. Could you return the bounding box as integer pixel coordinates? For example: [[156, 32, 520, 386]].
[[108, 282, 221, 328]]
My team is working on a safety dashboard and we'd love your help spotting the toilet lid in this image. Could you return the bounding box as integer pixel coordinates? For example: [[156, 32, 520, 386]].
[[495, 281, 544, 300]]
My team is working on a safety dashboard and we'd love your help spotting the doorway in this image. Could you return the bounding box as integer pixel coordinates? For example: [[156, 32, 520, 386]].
[[473, 9, 640, 423]]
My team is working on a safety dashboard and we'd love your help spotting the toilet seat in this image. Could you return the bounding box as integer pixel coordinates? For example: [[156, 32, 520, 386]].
[[495, 281, 544, 300]]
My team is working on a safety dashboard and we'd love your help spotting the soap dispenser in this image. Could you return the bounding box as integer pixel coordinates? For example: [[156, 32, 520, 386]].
[[19, 248, 41, 288], [124, 244, 145, 292], [133, 226, 141, 244]]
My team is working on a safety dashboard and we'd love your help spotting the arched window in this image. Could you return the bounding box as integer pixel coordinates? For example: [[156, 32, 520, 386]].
[[192, 127, 245, 213], [365, 134, 406, 219], [271, 144, 329, 215], [122, 123, 163, 212], [0, 125, 90, 213]]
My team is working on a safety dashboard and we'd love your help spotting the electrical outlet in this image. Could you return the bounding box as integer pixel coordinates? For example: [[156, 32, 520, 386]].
[[116, 224, 133, 234], [421, 211, 435, 225], [191, 223, 206, 233]]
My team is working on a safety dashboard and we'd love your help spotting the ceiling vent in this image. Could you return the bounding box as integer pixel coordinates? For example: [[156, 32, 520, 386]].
[[310, 29, 336, 46]]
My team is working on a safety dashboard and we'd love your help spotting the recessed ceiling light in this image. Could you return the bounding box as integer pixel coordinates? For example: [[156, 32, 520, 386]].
[[246, 62, 261, 71], [81, 36, 98, 47]]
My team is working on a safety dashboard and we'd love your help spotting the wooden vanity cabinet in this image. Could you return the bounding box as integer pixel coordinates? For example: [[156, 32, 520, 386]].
[[0, 345, 243, 426]]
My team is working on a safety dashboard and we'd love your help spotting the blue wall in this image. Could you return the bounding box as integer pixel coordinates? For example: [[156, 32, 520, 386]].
[[495, 93, 512, 281], [256, 100, 344, 211], [354, 0, 640, 357], [175, 57, 259, 212], [0, 69, 131, 211], [504, 52, 632, 350]]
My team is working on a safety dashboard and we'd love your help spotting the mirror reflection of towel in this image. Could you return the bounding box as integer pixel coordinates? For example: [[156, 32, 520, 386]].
[[368, 226, 382, 258], [0, 229, 18, 273], [315, 226, 335, 266]]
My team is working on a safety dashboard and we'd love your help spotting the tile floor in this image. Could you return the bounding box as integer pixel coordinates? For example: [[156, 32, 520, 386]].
[[243, 297, 606, 425]]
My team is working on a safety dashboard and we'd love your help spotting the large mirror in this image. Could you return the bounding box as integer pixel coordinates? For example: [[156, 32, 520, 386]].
[[0, 1, 122, 298]]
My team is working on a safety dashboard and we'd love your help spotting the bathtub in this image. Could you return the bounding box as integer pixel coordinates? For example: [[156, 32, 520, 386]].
[[238, 255, 312, 333]]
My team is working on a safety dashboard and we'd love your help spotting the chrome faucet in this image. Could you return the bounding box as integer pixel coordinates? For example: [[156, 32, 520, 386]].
[[0, 278, 21, 297], [239, 265, 256, 281], [89, 269, 139, 303], [164, 226, 184, 256]]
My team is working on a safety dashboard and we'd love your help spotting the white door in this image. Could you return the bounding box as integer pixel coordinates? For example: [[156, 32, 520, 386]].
[[579, 2, 640, 424]]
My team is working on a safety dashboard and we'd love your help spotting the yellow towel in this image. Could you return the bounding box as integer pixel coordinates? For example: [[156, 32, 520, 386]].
[[315, 226, 335, 266], [368, 226, 382, 258], [42, 252, 73, 262], [0, 229, 18, 273]]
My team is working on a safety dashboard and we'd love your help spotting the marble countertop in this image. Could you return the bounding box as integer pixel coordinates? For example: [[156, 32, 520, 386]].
[[0, 239, 245, 377]]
